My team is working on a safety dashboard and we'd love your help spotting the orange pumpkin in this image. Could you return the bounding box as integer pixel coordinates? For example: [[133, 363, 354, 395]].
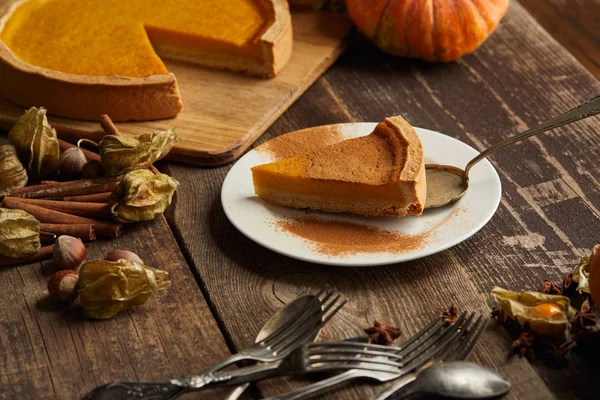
[[345, 0, 510, 62]]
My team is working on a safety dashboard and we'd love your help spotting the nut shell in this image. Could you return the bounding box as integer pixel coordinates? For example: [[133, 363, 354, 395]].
[[105, 250, 143, 264], [48, 270, 79, 302], [59, 147, 86, 180], [53, 235, 86, 270]]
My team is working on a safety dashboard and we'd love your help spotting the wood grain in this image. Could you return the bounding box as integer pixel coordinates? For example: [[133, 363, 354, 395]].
[[0, 11, 353, 166], [0, 135, 233, 398], [518, 0, 600, 79], [163, 1, 599, 399]]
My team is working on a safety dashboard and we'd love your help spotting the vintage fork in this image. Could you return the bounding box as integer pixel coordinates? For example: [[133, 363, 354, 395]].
[[266, 312, 477, 400], [83, 290, 346, 400], [371, 315, 487, 400]]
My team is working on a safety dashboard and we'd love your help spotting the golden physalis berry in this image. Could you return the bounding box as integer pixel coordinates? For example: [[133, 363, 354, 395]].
[[535, 302, 562, 318]]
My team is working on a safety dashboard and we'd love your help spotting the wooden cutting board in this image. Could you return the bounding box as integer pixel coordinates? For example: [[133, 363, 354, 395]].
[[0, 10, 353, 166]]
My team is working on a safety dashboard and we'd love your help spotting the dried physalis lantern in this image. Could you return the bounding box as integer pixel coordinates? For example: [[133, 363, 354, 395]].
[[491, 287, 575, 341], [87, 128, 177, 176], [8, 107, 60, 179], [0, 144, 28, 196], [577, 244, 600, 306], [110, 169, 179, 222], [78, 259, 171, 319], [0, 208, 40, 258]]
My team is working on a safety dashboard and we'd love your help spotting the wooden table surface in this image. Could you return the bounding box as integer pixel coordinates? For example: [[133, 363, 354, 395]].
[[1, 1, 599, 399]]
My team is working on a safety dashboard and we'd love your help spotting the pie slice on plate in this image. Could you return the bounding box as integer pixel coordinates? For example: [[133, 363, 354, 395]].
[[0, 0, 292, 121], [251, 115, 427, 217]]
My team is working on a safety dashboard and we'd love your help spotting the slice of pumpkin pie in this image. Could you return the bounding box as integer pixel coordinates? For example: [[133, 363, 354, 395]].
[[0, 0, 292, 121], [252, 116, 427, 217]]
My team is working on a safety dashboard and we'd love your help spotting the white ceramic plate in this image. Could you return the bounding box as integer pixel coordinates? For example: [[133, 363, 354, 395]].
[[221, 123, 501, 266]]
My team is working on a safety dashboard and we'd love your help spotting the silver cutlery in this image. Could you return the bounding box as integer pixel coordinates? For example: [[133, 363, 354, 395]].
[[83, 290, 345, 400], [371, 315, 488, 400], [265, 312, 480, 400], [387, 361, 511, 400], [223, 291, 334, 400]]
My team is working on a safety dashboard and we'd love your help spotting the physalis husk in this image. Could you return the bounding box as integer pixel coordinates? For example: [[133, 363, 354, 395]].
[[0, 144, 28, 196], [96, 128, 177, 176], [8, 107, 60, 179], [581, 244, 600, 306], [110, 169, 179, 222], [0, 208, 40, 258], [78, 259, 171, 319], [491, 286, 575, 341]]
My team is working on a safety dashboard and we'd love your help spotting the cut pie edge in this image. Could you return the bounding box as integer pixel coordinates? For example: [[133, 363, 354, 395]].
[[0, 0, 293, 122]]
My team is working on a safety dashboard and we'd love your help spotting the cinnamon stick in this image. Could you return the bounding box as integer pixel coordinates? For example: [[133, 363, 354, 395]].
[[7, 198, 112, 219], [0, 245, 54, 266], [63, 192, 111, 203], [100, 114, 120, 136], [58, 138, 102, 162], [9, 177, 118, 199], [41, 181, 61, 185], [2, 198, 122, 237], [40, 224, 96, 241]]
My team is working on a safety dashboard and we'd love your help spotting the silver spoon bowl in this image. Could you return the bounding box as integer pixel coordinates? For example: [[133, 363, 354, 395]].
[[425, 94, 600, 209], [392, 361, 511, 399]]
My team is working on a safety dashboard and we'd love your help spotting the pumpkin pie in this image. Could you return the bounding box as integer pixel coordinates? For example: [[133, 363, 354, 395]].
[[252, 116, 427, 217], [0, 0, 292, 121]]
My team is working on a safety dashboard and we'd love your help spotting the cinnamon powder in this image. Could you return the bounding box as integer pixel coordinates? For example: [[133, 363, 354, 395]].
[[275, 217, 430, 256], [257, 124, 344, 159]]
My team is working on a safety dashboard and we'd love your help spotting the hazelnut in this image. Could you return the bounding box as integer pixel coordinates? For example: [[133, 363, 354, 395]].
[[105, 250, 143, 264], [59, 147, 86, 179], [53, 235, 86, 270], [81, 160, 104, 179], [48, 270, 79, 302]]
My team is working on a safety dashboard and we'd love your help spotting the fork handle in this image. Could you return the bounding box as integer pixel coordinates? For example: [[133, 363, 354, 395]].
[[370, 375, 417, 400], [266, 370, 358, 400]]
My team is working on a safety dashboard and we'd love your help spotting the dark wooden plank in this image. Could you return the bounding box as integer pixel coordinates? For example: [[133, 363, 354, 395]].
[[0, 140, 233, 399], [164, 1, 599, 399], [518, 0, 600, 79]]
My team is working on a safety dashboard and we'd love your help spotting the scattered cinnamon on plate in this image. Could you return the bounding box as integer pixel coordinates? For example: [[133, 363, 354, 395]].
[[275, 216, 429, 256]]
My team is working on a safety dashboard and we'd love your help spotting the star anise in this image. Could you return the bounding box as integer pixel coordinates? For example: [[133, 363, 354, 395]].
[[511, 331, 535, 359], [570, 299, 596, 331], [364, 321, 401, 345], [442, 303, 459, 324], [548, 340, 574, 362], [539, 280, 562, 295]]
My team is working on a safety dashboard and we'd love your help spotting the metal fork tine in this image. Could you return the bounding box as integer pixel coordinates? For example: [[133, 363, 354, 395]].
[[407, 313, 476, 369], [271, 295, 344, 353], [395, 317, 443, 351], [455, 317, 487, 361], [288, 297, 346, 352], [435, 314, 480, 362], [265, 290, 336, 348], [399, 312, 467, 364], [309, 341, 403, 352], [308, 347, 404, 361], [399, 312, 470, 368], [314, 288, 327, 300], [261, 294, 324, 347], [308, 355, 404, 368]]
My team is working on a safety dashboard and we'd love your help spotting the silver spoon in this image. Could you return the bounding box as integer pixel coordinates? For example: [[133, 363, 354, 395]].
[[425, 94, 600, 209], [391, 361, 511, 400], [223, 293, 324, 400]]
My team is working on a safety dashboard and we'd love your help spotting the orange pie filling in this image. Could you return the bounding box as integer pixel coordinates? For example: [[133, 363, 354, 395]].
[[252, 165, 416, 204], [1, 0, 275, 78]]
